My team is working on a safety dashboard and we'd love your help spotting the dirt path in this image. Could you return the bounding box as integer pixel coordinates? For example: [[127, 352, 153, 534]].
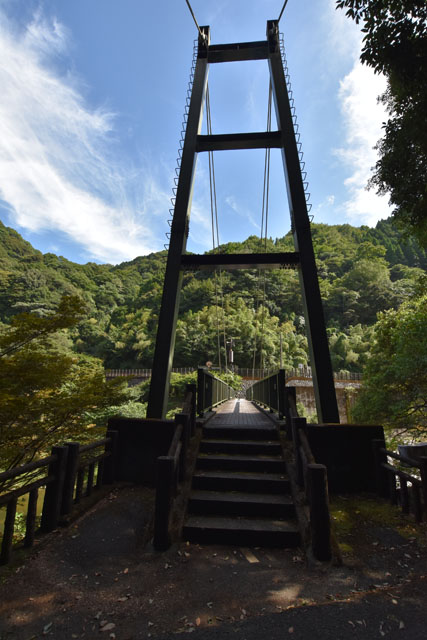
[[1, 485, 427, 639]]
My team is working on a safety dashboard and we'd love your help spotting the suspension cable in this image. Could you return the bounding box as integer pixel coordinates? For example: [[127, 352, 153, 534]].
[[184, 0, 207, 42], [252, 81, 273, 375], [206, 84, 228, 371], [278, 0, 289, 23], [259, 83, 273, 371]]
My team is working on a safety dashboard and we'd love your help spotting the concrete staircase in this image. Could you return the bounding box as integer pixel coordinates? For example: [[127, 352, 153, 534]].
[[183, 420, 300, 547]]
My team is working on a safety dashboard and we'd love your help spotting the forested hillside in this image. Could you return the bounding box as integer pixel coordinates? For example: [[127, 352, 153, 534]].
[[0, 218, 425, 373]]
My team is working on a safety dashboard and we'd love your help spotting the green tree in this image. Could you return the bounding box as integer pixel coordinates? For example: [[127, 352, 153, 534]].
[[336, 1, 427, 246], [352, 293, 427, 437], [0, 296, 130, 479]]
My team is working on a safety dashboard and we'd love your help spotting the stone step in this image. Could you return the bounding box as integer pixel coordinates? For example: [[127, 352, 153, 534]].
[[203, 425, 279, 441], [183, 515, 300, 548], [199, 439, 282, 456], [196, 454, 286, 473], [188, 490, 295, 518], [192, 470, 290, 494]]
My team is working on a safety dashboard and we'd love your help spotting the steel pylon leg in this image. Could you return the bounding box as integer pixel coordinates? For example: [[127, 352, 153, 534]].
[[267, 20, 339, 423], [147, 28, 210, 419]]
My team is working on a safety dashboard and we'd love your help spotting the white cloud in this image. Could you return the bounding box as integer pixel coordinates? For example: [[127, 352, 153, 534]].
[[335, 60, 392, 225], [225, 195, 259, 231], [323, 0, 362, 61], [0, 9, 166, 263]]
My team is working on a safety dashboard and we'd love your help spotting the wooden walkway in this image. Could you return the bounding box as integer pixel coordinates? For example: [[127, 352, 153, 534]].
[[208, 398, 274, 426]]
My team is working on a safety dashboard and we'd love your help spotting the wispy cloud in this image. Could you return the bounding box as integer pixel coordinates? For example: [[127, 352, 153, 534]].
[[0, 9, 167, 263], [225, 195, 259, 231], [335, 61, 391, 225]]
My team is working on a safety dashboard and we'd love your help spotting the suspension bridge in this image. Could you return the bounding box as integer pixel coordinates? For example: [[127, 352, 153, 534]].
[[2, 3, 424, 589]]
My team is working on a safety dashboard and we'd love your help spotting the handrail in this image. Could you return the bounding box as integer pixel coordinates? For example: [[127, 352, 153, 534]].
[[197, 367, 235, 416], [0, 454, 57, 484]]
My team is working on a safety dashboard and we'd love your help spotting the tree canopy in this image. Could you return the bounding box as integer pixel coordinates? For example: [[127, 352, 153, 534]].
[[0, 218, 425, 374], [352, 289, 427, 438], [336, 1, 427, 246], [0, 296, 130, 479]]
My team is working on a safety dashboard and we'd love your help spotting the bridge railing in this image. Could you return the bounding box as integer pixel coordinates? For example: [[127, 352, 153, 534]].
[[246, 369, 291, 420], [0, 432, 118, 566], [153, 384, 196, 551], [197, 367, 235, 417], [372, 440, 427, 522], [291, 416, 332, 562]]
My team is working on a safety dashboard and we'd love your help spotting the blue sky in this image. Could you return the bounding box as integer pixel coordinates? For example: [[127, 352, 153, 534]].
[[0, 0, 391, 264]]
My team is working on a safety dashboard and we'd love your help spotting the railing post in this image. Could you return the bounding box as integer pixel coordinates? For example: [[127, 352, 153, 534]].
[[41, 446, 68, 533], [61, 442, 80, 516], [103, 430, 119, 484], [291, 417, 306, 486], [278, 369, 286, 420], [175, 413, 190, 481], [372, 439, 389, 498], [197, 367, 204, 417], [153, 456, 174, 551], [186, 383, 197, 435], [284, 386, 296, 434], [419, 456, 427, 518], [308, 463, 331, 561], [24, 488, 39, 548], [207, 373, 213, 411], [0, 497, 17, 565]]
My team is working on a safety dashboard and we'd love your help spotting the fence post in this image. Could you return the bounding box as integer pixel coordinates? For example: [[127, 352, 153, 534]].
[[278, 369, 286, 420], [0, 497, 17, 565], [41, 446, 68, 533], [372, 439, 389, 498], [197, 367, 204, 417], [24, 488, 39, 548], [291, 417, 306, 486], [186, 383, 197, 435], [175, 413, 190, 481], [61, 442, 80, 516], [419, 456, 427, 519], [103, 430, 119, 484], [308, 464, 331, 561], [153, 456, 174, 551], [284, 387, 296, 436], [206, 373, 213, 411]]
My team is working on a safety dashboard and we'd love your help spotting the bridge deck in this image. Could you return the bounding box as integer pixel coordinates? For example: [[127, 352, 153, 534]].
[[208, 398, 273, 426]]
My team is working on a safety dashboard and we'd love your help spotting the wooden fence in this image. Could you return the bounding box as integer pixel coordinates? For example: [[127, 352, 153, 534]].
[[153, 384, 196, 550], [290, 414, 332, 561], [372, 439, 427, 522], [0, 431, 118, 566]]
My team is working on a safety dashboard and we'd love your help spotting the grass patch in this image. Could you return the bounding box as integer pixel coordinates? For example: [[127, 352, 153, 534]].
[[330, 493, 427, 556]]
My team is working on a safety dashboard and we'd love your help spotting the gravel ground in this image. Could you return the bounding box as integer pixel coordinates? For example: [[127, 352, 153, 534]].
[[1, 484, 427, 640]]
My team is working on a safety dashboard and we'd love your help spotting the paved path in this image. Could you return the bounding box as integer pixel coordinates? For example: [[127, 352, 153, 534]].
[[1, 402, 427, 639]]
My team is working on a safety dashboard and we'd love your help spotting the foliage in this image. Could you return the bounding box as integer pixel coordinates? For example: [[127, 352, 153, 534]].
[[0, 218, 425, 375], [0, 296, 131, 477], [211, 369, 242, 391], [352, 292, 427, 437], [168, 372, 197, 399], [336, 1, 427, 246]]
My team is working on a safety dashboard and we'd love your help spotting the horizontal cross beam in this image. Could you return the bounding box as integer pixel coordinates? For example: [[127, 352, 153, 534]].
[[196, 131, 282, 152], [181, 252, 300, 271], [208, 41, 268, 63]]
